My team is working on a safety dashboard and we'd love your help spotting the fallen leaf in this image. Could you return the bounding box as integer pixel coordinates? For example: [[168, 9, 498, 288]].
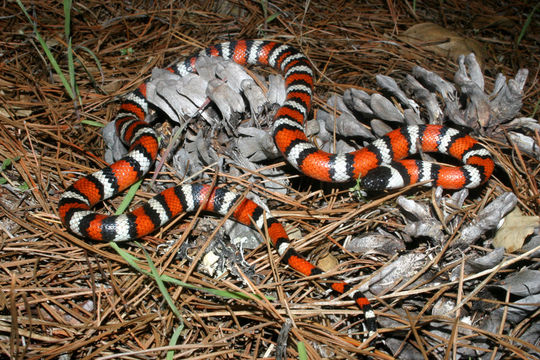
[[492, 208, 540, 252], [400, 22, 485, 66], [317, 253, 339, 272]]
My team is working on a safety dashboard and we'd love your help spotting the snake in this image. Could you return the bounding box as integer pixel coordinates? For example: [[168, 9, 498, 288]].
[[58, 40, 495, 339]]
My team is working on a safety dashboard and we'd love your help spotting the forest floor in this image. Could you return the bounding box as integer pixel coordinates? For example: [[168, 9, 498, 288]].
[[1, 1, 539, 359]]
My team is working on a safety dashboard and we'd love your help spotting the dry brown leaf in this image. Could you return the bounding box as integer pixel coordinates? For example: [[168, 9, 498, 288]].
[[492, 208, 540, 252], [317, 253, 339, 272], [400, 22, 485, 66]]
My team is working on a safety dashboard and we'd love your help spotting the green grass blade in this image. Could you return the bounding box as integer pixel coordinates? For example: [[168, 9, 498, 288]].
[[63, 0, 79, 104], [139, 244, 184, 359], [140, 243, 184, 319], [63, 0, 72, 39], [114, 179, 143, 215], [80, 119, 105, 127], [297, 341, 308, 360], [1, 157, 15, 171], [265, 12, 279, 23], [109, 242, 258, 301], [74, 45, 105, 90], [517, 3, 538, 46], [167, 324, 184, 360], [16, 0, 74, 99], [67, 37, 80, 104]]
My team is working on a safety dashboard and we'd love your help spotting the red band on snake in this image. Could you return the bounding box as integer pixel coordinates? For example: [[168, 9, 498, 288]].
[[59, 40, 495, 338]]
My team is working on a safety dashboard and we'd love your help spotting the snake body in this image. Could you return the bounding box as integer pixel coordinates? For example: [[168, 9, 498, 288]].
[[59, 40, 495, 338]]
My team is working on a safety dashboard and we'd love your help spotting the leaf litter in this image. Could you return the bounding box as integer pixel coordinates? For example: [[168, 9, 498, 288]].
[[0, 1, 539, 359]]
